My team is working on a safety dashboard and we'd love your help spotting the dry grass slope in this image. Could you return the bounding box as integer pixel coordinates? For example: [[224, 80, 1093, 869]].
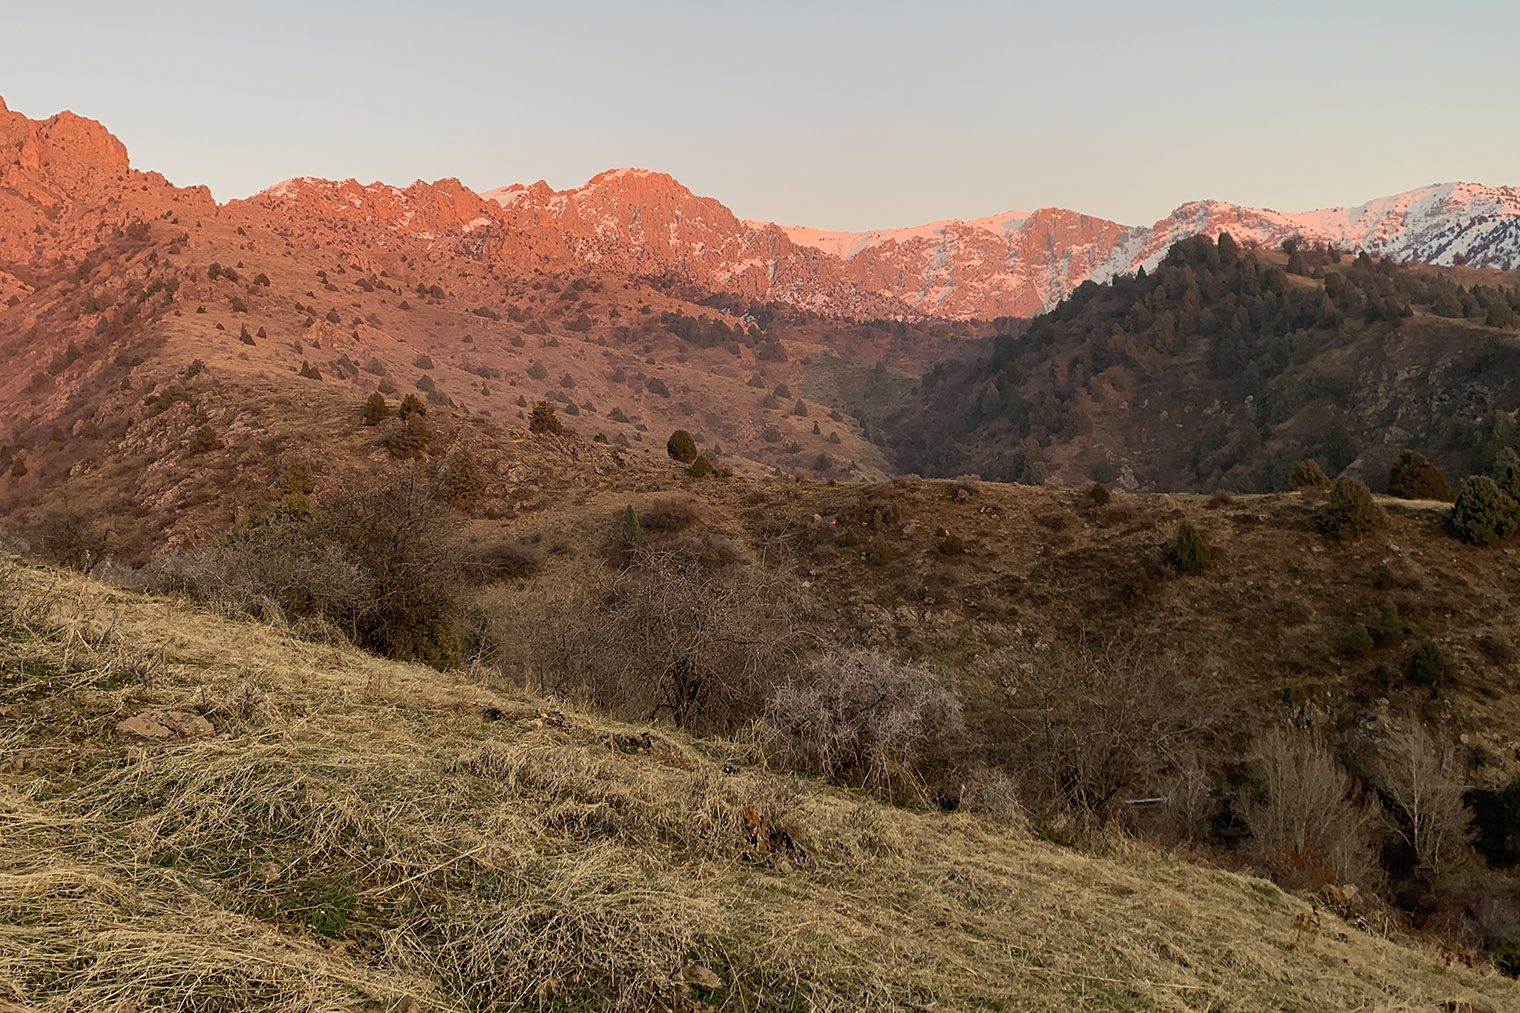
[[2, 558, 1518, 1012]]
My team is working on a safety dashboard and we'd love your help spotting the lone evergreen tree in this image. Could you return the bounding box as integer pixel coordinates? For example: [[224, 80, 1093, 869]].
[[1317, 477, 1384, 541], [283, 457, 315, 495], [1289, 458, 1332, 491], [363, 393, 389, 426], [1407, 640, 1447, 686], [1371, 601, 1406, 647], [529, 400, 562, 435], [620, 504, 645, 551], [1387, 450, 1453, 501], [1447, 475, 1519, 546], [666, 429, 697, 463], [1494, 446, 1520, 500], [387, 416, 432, 459], [439, 447, 485, 504], [1169, 520, 1212, 575]]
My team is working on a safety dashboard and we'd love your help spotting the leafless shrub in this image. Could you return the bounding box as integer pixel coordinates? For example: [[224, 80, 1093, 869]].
[[758, 650, 963, 801], [1035, 510, 1076, 532], [1155, 756, 1217, 844], [1242, 725, 1383, 891], [151, 536, 376, 626], [524, 550, 797, 732], [0, 558, 20, 632], [148, 471, 464, 668], [667, 531, 742, 570], [33, 509, 108, 573], [982, 637, 1230, 824], [1096, 501, 1139, 528], [1375, 719, 1474, 877], [956, 766, 1027, 827], [640, 494, 701, 532], [463, 541, 542, 582]]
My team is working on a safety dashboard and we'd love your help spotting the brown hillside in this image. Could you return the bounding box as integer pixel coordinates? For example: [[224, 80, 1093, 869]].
[[5, 557, 1520, 1011]]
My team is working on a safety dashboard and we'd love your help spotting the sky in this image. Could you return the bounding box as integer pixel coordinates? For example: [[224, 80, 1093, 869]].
[[3, 1, 1517, 231]]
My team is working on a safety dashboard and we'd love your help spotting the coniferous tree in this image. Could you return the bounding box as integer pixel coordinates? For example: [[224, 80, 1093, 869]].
[[1317, 477, 1384, 541], [1372, 601, 1406, 647], [387, 415, 432, 459], [1447, 476, 1519, 546], [620, 504, 645, 551], [1289, 458, 1332, 491], [666, 429, 697, 463], [1387, 450, 1453, 502], [529, 400, 562, 435], [439, 448, 485, 504], [1169, 520, 1213, 575], [363, 393, 389, 426], [283, 457, 315, 495]]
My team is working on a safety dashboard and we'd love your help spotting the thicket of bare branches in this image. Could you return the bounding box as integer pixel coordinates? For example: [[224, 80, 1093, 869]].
[[758, 650, 964, 801], [981, 637, 1231, 825], [150, 471, 464, 667], [510, 549, 800, 733], [1375, 719, 1474, 878], [1242, 725, 1383, 890]]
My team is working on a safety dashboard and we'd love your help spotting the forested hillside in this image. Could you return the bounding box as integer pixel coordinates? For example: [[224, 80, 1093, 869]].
[[888, 236, 1520, 492]]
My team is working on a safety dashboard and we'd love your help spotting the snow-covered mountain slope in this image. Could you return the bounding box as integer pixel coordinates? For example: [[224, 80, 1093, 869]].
[[1122, 182, 1520, 278], [483, 174, 1519, 320]]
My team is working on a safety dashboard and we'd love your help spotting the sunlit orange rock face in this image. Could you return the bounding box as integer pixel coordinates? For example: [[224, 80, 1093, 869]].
[[0, 98, 215, 306], [482, 169, 915, 318], [0, 97, 128, 199]]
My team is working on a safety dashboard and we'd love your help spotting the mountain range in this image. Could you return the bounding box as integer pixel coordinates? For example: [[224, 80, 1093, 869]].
[[274, 168, 1520, 322], [10, 92, 1512, 323]]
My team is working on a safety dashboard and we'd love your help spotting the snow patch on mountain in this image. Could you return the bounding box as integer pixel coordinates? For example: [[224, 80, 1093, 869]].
[[770, 209, 1036, 262]]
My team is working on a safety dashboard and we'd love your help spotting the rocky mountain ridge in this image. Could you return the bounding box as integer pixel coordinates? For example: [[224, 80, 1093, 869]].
[[6, 95, 1515, 325], [483, 171, 1520, 320]]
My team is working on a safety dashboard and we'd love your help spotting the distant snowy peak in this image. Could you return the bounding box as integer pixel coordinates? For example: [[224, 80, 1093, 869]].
[[1129, 182, 1520, 275], [767, 210, 1036, 261]]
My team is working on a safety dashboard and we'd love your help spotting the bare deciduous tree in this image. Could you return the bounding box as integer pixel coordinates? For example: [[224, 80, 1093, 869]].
[[1376, 719, 1473, 877], [1243, 725, 1382, 890]]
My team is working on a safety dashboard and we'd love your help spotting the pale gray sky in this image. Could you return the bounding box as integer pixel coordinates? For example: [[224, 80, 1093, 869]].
[[3, 0, 1516, 230]]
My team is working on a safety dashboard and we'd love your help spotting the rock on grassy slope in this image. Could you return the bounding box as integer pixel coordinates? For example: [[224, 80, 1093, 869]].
[[2, 559, 1517, 1012]]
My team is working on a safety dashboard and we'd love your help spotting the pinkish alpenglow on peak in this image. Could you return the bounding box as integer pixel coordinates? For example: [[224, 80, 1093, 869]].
[[474, 172, 1520, 319]]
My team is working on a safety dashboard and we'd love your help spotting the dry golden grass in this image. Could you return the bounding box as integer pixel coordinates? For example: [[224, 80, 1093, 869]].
[[2, 558, 1517, 1012]]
